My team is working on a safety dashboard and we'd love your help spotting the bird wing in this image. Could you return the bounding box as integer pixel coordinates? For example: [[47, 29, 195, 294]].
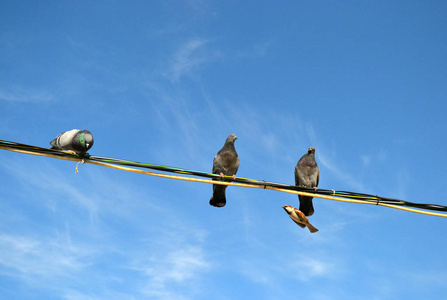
[[213, 149, 239, 176], [291, 218, 306, 228], [316, 169, 319, 187]]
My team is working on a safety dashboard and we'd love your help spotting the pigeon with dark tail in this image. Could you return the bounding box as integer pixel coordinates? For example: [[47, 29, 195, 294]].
[[294, 147, 319, 216], [210, 134, 239, 207]]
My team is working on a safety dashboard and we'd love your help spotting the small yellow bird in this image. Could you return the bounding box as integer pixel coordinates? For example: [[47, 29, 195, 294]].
[[282, 205, 319, 233]]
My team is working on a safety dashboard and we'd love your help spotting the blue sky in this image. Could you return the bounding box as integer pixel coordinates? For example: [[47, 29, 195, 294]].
[[1, 1, 447, 299]]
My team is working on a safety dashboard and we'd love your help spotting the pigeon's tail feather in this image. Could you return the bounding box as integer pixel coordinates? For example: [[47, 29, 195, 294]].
[[307, 224, 319, 233], [49, 139, 57, 148], [210, 185, 226, 207], [298, 196, 314, 216], [209, 195, 226, 207]]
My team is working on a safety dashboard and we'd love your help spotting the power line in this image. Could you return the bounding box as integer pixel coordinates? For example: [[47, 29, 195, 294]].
[[1, 139, 446, 218]]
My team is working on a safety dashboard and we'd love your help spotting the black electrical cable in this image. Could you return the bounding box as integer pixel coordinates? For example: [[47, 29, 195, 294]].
[[1, 139, 446, 213]]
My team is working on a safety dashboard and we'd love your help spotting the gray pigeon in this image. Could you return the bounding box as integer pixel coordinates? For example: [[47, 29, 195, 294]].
[[50, 129, 94, 155], [294, 147, 319, 216], [210, 134, 240, 207]]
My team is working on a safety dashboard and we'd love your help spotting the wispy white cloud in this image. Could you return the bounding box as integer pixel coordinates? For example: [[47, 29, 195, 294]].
[[131, 225, 211, 300], [318, 151, 367, 192], [0, 157, 100, 223], [253, 39, 274, 57], [360, 155, 372, 166], [141, 246, 210, 295], [359, 147, 388, 169], [233, 38, 276, 59], [143, 85, 207, 165], [0, 232, 89, 279], [184, 0, 216, 16], [163, 38, 218, 82], [238, 249, 343, 293], [404, 269, 447, 289], [288, 256, 337, 281], [0, 86, 53, 103], [305, 123, 367, 192], [394, 166, 410, 199], [360, 259, 447, 298], [0, 153, 211, 299]]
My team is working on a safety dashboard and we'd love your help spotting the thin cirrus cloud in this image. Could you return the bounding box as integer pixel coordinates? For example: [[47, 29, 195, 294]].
[[162, 38, 218, 82], [139, 246, 211, 299], [129, 225, 211, 299], [1, 156, 100, 222], [0, 154, 213, 299], [0, 86, 54, 103], [236, 250, 340, 292], [0, 233, 88, 279]]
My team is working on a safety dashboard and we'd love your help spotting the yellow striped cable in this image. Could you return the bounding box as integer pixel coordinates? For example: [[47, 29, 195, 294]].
[[1, 145, 446, 218]]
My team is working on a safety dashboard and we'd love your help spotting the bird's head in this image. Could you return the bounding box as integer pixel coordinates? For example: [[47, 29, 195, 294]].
[[227, 134, 238, 143], [308, 147, 315, 154], [282, 205, 293, 214], [77, 130, 94, 150]]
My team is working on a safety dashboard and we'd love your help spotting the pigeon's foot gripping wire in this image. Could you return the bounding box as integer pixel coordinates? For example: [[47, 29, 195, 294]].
[[218, 173, 236, 180], [67, 150, 79, 155]]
